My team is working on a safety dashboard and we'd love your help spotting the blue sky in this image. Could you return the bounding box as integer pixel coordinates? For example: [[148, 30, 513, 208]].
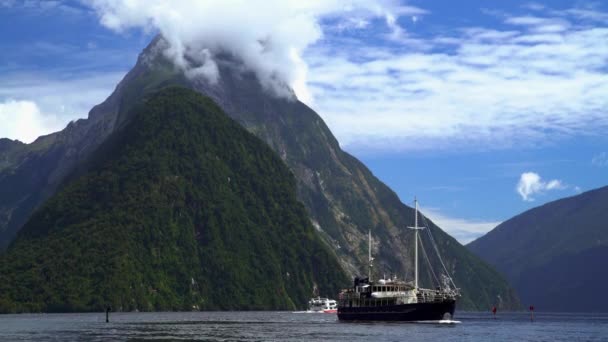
[[1, 0, 607, 243]]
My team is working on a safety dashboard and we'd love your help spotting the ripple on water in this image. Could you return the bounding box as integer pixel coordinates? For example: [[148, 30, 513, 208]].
[[1, 311, 607, 342]]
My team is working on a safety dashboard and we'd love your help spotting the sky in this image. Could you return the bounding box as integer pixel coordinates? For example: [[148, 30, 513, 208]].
[[1, 0, 607, 244]]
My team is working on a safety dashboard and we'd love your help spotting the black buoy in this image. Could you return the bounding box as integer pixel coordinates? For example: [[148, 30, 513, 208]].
[[106, 306, 111, 323], [529, 305, 534, 322]]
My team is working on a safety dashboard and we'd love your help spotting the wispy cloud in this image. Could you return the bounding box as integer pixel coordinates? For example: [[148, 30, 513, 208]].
[[552, 7, 608, 23], [522, 2, 546, 11], [425, 185, 465, 192], [1, 0, 86, 15], [421, 206, 501, 244], [516, 171, 566, 201], [0, 12, 141, 144], [306, 5, 608, 152], [3, 1, 607, 151], [1, 0, 419, 143], [592, 152, 608, 167], [0, 71, 127, 143]]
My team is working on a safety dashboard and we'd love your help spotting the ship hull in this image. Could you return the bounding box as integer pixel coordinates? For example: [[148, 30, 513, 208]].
[[337, 300, 456, 321]]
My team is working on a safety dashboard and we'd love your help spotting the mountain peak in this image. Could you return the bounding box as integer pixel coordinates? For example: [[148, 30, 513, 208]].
[[0, 37, 520, 310], [137, 35, 297, 102]]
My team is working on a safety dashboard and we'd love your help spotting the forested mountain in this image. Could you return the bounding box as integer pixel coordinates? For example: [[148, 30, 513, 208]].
[[0, 36, 519, 310], [468, 186, 608, 311], [0, 87, 347, 313]]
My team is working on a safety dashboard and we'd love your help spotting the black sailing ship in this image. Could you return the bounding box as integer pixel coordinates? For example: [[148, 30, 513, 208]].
[[337, 198, 461, 321]]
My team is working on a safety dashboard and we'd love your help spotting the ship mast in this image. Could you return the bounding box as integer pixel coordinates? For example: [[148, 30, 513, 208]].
[[408, 197, 425, 290], [368, 229, 373, 281]]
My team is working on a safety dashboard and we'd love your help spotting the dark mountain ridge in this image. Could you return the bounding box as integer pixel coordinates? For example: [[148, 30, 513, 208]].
[[0, 38, 185, 248], [468, 186, 608, 311], [0, 36, 519, 310]]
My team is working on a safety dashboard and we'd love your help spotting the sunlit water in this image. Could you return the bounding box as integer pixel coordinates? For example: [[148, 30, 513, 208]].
[[1, 311, 607, 341]]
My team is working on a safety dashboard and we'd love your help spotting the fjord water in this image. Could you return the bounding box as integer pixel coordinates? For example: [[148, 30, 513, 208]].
[[2, 311, 606, 341]]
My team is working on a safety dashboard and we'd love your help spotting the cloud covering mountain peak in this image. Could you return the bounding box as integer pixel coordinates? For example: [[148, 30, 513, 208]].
[[86, 0, 402, 102]]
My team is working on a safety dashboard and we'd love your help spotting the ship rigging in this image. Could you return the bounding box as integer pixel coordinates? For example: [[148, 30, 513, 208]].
[[337, 198, 460, 321]]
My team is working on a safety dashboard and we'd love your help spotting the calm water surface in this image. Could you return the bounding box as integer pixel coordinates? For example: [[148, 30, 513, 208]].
[[1, 311, 607, 341]]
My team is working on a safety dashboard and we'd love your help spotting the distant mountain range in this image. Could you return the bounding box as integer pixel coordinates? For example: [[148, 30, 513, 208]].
[[0, 36, 519, 311], [468, 186, 608, 312]]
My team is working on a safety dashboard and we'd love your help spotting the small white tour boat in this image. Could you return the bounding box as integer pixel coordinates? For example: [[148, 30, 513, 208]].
[[308, 297, 338, 313]]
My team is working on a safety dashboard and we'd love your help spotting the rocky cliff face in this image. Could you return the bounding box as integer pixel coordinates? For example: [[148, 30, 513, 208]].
[[0, 37, 520, 309]]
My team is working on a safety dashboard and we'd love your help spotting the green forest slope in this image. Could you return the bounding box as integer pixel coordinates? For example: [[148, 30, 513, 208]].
[[468, 186, 608, 311], [0, 87, 347, 313]]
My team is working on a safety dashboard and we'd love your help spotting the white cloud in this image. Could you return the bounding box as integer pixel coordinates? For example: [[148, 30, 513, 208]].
[[4, 2, 606, 152], [0, 100, 61, 143], [85, 0, 413, 100], [304, 7, 608, 152], [554, 8, 608, 23], [0, 72, 126, 143], [516, 172, 565, 201], [504, 15, 568, 28], [331, 17, 370, 32], [592, 152, 608, 167], [522, 2, 545, 11], [421, 207, 501, 244]]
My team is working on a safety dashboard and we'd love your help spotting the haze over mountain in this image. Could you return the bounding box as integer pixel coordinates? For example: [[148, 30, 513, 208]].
[[0, 34, 519, 310], [468, 186, 608, 312]]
